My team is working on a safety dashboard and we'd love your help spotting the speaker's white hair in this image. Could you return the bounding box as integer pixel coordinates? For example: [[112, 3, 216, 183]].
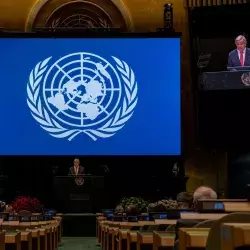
[[235, 35, 247, 43], [193, 186, 217, 201]]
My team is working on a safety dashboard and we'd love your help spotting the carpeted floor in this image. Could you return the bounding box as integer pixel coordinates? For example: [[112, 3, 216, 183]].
[[59, 237, 100, 250]]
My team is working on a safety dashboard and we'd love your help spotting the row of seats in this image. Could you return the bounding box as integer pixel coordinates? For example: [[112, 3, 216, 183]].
[[0, 213, 63, 250], [96, 211, 250, 250]]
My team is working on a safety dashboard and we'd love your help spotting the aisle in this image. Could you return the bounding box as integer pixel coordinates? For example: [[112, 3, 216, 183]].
[[59, 237, 100, 250]]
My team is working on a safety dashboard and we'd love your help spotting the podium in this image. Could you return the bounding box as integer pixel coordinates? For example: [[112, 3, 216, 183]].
[[54, 176, 104, 213], [200, 70, 250, 90]]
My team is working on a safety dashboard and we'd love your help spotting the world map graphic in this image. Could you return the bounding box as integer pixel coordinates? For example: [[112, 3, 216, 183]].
[[48, 78, 104, 120]]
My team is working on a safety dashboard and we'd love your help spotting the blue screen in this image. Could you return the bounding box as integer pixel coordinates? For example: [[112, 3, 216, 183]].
[[0, 37, 180, 155], [214, 203, 224, 210], [159, 214, 167, 219]]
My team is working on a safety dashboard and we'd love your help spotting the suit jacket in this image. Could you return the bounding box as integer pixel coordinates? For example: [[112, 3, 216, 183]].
[[68, 166, 84, 176], [227, 48, 250, 67], [174, 219, 203, 241]]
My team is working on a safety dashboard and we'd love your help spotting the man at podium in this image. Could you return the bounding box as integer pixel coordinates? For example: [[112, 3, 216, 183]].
[[68, 158, 84, 176], [228, 35, 250, 67]]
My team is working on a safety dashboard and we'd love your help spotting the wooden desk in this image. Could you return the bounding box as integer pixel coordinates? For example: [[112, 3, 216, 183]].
[[100, 222, 109, 248], [2, 221, 20, 230], [105, 227, 113, 250], [154, 219, 176, 225], [0, 231, 5, 250], [97, 217, 106, 243], [100, 214, 228, 250], [45, 227, 53, 250], [180, 213, 229, 220], [155, 213, 229, 225], [107, 227, 119, 250], [136, 232, 153, 250], [152, 231, 175, 250], [101, 219, 170, 249], [224, 201, 250, 212], [101, 225, 108, 250], [118, 230, 129, 250], [53, 217, 62, 243], [27, 229, 40, 250], [39, 228, 48, 250], [97, 216, 104, 242], [179, 228, 209, 250], [100, 221, 133, 250], [51, 226, 57, 250], [221, 223, 250, 250], [98, 213, 229, 229], [110, 221, 154, 227], [21, 231, 32, 250], [1, 219, 60, 250], [127, 231, 137, 250], [5, 231, 21, 250]]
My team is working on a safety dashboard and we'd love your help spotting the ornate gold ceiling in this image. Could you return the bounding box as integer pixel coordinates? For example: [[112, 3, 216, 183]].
[[26, 0, 132, 31]]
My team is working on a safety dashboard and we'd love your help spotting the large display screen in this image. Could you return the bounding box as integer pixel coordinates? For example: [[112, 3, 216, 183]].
[[0, 36, 180, 155]]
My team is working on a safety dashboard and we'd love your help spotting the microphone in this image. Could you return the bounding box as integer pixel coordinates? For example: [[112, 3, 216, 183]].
[[101, 165, 110, 173], [172, 162, 180, 177], [52, 166, 59, 175]]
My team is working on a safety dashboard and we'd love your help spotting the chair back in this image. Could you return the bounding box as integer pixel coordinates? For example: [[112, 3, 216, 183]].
[[166, 224, 176, 232], [194, 219, 216, 228], [206, 212, 250, 250], [18, 210, 32, 217]]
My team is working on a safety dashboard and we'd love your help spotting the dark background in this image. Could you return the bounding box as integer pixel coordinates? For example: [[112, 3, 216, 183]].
[[0, 156, 184, 210], [227, 152, 250, 199]]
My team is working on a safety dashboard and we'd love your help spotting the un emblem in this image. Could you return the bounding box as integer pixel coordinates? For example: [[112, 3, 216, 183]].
[[75, 177, 84, 186], [27, 53, 138, 141], [241, 72, 250, 86]]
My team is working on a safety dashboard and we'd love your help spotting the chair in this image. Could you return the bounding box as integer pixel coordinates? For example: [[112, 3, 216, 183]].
[[206, 212, 250, 250], [166, 224, 176, 232], [17, 210, 32, 217], [194, 219, 216, 228]]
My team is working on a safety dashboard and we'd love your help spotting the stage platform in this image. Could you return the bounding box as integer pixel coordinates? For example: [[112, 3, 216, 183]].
[[62, 213, 97, 237]]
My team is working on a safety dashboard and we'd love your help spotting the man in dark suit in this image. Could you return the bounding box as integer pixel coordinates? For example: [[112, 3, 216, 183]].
[[176, 192, 193, 209], [68, 158, 85, 176], [174, 192, 196, 243], [174, 187, 217, 250], [228, 35, 250, 68]]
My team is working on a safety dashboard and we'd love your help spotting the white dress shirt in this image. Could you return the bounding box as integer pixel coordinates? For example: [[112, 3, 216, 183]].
[[238, 48, 246, 65], [74, 166, 79, 175]]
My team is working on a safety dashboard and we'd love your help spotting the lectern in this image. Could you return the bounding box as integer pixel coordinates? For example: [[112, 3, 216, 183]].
[[200, 70, 250, 90], [54, 176, 104, 213]]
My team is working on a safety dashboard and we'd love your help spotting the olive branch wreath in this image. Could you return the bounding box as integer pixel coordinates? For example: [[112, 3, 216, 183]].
[[26, 56, 138, 141]]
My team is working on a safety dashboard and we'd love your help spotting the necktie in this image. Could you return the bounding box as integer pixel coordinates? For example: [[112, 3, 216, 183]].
[[240, 52, 244, 66], [75, 167, 78, 175]]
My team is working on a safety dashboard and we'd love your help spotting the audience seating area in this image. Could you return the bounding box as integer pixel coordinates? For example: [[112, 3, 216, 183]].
[[96, 201, 250, 250], [0, 213, 62, 250]]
